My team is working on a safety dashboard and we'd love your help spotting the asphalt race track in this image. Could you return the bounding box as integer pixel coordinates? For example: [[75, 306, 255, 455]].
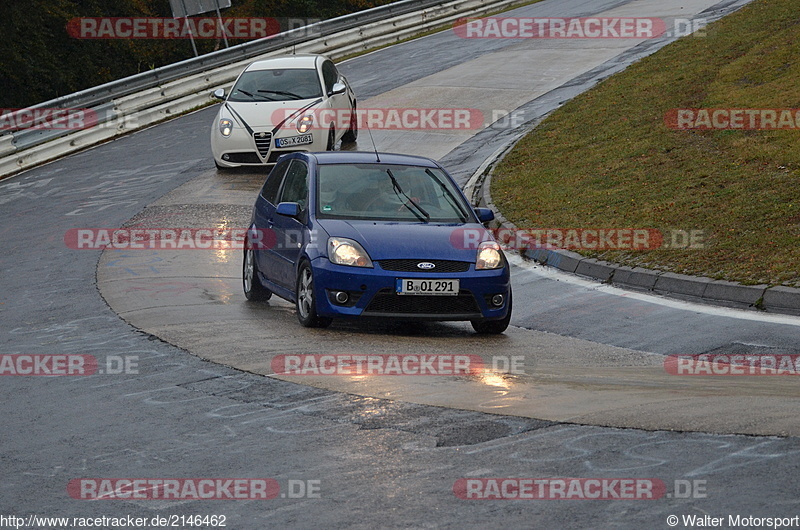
[[3, 0, 800, 527]]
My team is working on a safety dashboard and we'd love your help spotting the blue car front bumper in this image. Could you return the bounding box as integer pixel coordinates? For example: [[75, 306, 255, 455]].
[[310, 257, 510, 321]]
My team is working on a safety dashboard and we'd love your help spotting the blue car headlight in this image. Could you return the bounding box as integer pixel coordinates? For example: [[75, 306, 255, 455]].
[[476, 241, 503, 270], [328, 237, 373, 268]]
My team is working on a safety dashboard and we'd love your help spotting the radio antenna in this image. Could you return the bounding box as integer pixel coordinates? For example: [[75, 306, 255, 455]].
[[365, 125, 380, 162]]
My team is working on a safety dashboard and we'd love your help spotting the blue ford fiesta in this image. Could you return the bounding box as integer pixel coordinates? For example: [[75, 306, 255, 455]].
[[243, 151, 512, 333]]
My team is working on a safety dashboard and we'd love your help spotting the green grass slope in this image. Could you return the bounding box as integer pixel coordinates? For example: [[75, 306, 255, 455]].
[[492, 0, 800, 286]]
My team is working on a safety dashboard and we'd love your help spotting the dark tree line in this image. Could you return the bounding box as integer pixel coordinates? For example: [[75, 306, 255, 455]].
[[0, 0, 392, 108]]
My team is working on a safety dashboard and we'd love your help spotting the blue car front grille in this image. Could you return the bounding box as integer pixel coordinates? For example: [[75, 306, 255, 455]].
[[378, 259, 471, 273]]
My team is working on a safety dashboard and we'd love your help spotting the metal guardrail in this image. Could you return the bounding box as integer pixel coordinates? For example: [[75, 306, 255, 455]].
[[2, 0, 446, 151], [0, 0, 524, 177], [10, 0, 449, 115]]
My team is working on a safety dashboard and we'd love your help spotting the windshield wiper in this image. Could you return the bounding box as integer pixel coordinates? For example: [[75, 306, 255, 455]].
[[386, 169, 429, 222], [236, 89, 273, 101], [258, 89, 305, 100], [424, 169, 468, 222]]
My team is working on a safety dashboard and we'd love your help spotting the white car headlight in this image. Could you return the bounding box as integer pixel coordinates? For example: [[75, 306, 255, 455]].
[[297, 114, 314, 133], [219, 119, 233, 137], [328, 237, 373, 268], [476, 241, 503, 270]]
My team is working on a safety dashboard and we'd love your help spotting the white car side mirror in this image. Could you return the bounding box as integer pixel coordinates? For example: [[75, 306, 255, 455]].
[[330, 82, 347, 96]]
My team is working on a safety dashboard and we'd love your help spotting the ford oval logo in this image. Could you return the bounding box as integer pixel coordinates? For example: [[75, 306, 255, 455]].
[[417, 262, 436, 270]]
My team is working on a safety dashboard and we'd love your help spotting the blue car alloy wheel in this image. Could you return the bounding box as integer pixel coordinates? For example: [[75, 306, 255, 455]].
[[296, 261, 333, 328], [243, 151, 512, 334]]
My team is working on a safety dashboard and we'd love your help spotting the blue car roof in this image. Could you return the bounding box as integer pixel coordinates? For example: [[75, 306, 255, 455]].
[[306, 151, 441, 168]]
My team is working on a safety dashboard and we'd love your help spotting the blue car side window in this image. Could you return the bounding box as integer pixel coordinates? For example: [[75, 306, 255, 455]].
[[260, 160, 290, 204], [278, 160, 309, 211]]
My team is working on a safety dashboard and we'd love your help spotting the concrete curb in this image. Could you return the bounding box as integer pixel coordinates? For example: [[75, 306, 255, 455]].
[[474, 159, 800, 317]]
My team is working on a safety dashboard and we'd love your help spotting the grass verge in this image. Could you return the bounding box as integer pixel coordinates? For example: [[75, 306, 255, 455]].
[[491, 0, 800, 287]]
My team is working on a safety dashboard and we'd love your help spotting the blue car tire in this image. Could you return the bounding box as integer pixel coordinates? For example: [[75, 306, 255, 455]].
[[243, 246, 272, 302], [296, 262, 333, 328], [471, 290, 512, 334]]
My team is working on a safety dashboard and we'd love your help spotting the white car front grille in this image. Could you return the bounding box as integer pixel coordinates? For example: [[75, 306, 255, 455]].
[[253, 132, 272, 158]]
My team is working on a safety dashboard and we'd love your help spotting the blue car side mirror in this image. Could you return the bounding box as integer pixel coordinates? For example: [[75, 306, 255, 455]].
[[474, 207, 495, 223], [276, 202, 302, 218]]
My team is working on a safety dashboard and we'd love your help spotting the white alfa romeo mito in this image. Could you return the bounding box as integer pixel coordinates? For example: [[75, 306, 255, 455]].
[[210, 54, 357, 168]]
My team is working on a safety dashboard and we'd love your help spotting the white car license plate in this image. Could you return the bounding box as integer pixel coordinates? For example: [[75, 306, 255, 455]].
[[275, 134, 313, 148], [396, 279, 459, 296]]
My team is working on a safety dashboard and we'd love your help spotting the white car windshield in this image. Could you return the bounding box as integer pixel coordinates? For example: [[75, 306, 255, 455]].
[[317, 164, 472, 223], [228, 68, 323, 102]]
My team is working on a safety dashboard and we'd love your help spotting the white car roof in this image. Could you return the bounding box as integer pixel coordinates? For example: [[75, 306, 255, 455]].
[[244, 54, 323, 72]]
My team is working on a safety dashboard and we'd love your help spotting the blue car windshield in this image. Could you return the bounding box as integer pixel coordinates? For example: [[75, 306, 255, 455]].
[[228, 68, 323, 102], [316, 164, 472, 223]]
